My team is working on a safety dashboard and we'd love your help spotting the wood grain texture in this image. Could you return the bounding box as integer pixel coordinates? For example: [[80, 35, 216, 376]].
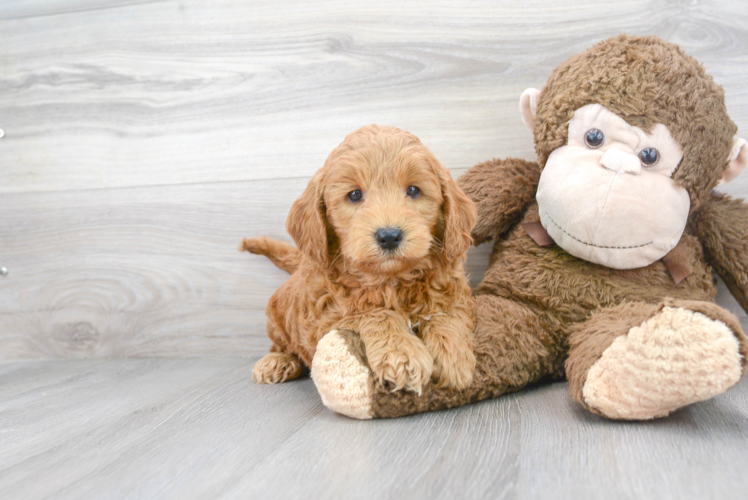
[[1, 358, 747, 500], [0, 0, 747, 358], [0, 179, 296, 358]]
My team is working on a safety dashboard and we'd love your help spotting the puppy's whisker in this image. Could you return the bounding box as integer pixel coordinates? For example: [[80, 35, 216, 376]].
[[328, 248, 344, 270], [429, 238, 446, 257]]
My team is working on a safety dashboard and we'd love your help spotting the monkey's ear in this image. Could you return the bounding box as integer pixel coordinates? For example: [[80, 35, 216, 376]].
[[519, 88, 541, 130], [720, 137, 748, 185], [286, 170, 329, 265]]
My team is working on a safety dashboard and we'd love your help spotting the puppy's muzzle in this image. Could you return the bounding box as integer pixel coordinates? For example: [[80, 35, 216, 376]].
[[376, 227, 403, 251]]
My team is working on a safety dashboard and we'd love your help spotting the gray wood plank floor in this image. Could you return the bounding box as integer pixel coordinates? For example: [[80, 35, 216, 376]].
[[1, 358, 747, 500]]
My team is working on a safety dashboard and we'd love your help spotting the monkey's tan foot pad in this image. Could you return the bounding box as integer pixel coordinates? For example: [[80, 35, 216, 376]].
[[583, 306, 743, 420], [311, 330, 375, 419]]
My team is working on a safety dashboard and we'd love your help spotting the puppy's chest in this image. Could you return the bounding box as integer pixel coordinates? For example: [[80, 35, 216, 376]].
[[341, 282, 437, 320]]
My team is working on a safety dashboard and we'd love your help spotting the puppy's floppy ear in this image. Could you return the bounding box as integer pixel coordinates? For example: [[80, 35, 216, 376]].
[[436, 165, 477, 259], [286, 170, 329, 265]]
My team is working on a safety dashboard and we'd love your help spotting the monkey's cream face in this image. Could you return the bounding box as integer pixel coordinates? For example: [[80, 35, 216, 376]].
[[536, 104, 690, 270]]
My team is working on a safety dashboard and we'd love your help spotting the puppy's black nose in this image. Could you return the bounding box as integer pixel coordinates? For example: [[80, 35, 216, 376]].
[[376, 228, 403, 250]]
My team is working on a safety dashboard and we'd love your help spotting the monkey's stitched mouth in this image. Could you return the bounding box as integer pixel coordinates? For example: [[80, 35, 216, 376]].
[[544, 212, 653, 250]]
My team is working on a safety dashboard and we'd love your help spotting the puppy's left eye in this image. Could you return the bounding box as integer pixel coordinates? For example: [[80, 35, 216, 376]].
[[347, 190, 363, 202], [406, 186, 420, 199]]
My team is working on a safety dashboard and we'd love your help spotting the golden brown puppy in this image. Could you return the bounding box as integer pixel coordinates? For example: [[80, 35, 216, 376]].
[[242, 125, 477, 393]]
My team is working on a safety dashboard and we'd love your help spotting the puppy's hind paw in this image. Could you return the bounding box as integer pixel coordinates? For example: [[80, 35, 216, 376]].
[[252, 352, 304, 384]]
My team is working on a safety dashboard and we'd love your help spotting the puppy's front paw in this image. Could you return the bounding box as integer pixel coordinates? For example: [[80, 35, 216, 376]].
[[366, 334, 434, 394], [424, 332, 476, 390]]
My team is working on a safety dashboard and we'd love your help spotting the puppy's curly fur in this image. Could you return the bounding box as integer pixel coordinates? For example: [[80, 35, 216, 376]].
[[242, 125, 477, 393]]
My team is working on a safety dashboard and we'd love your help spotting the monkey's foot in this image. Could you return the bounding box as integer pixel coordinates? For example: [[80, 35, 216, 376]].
[[311, 330, 375, 419], [582, 306, 743, 420]]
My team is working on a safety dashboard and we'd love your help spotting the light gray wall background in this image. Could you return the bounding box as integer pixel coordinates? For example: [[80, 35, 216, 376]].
[[1, 0, 747, 359]]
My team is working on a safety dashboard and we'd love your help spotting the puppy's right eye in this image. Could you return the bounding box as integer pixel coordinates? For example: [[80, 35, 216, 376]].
[[347, 190, 363, 203]]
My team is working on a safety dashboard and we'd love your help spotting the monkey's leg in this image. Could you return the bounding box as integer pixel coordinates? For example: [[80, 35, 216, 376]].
[[311, 295, 565, 419], [566, 299, 748, 420]]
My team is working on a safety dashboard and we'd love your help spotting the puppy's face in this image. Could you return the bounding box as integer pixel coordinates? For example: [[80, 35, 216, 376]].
[[286, 125, 476, 275], [324, 142, 443, 273]]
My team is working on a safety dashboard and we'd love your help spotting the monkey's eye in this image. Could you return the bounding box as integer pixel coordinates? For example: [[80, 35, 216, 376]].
[[639, 148, 660, 166], [584, 128, 605, 149], [347, 189, 363, 202], [406, 186, 421, 199]]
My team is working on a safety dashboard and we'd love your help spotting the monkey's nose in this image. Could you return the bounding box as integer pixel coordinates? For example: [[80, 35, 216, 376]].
[[375, 228, 403, 250], [600, 148, 641, 175]]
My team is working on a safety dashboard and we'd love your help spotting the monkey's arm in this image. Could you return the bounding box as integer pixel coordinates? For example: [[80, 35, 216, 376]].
[[457, 158, 541, 245], [690, 192, 748, 313]]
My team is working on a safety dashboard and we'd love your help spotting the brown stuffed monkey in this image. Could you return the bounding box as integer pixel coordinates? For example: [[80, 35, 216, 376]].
[[311, 34, 748, 420]]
